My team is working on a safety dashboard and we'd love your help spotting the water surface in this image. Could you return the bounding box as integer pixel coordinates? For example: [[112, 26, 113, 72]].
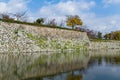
[[0, 50, 120, 80]]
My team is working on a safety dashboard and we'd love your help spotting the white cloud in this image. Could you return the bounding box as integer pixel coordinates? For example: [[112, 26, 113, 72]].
[[0, 0, 29, 14], [38, 0, 96, 26], [39, 0, 96, 16], [85, 15, 120, 33], [103, 0, 120, 4], [36, 0, 120, 33], [0, 2, 7, 13], [0, 0, 33, 21], [103, 0, 120, 7], [1, 0, 120, 33]]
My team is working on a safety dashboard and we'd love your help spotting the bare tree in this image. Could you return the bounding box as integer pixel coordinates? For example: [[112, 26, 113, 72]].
[[47, 19, 57, 26], [0, 13, 9, 19], [13, 11, 28, 21], [59, 20, 65, 27], [0, 13, 14, 20]]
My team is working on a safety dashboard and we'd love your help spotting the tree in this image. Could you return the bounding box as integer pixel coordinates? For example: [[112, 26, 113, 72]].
[[0, 11, 28, 21], [1, 13, 9, 19], [35, 18, 44, 25], [104, 31, 120, 40], [0, 13, 14, 20], [66, 15, 83, 29], [59, 20, 64, 27], [97, 32, 102, 39], [87, 30, 97, 39], [104, 34, 109, 39], [47, 19, 57, 27], [114, 31, 120, 40], [13, 11, 28, 21]]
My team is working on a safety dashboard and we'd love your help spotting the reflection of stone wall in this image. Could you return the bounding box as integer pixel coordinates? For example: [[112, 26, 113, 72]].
[[0, 54, 35, 80], [0, 51, 90, 80], [89, 49, 120, 57]]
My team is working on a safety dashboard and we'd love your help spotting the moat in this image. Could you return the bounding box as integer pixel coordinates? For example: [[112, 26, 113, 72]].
[[0, 49, 120, 80]]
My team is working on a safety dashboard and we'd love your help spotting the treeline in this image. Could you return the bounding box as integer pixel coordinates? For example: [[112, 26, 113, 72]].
[[0, 12, 120, 41], [0, 12, 83, 29], [0, 12, 60, 28], [78, 26, 120, 40], [104, 31, 120, 40]]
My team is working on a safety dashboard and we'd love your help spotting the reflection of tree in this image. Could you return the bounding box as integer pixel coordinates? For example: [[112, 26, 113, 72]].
[[66, 72, 83, 80], [23, 51, 90, 80], [24, 77, 43, 80], [88, 55, 120, 67], [106, 56, 120, 64]]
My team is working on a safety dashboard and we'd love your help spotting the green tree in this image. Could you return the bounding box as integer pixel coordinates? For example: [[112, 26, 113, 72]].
[[104, 31, 120, 40], [97, 32, 102, 39], [104, 34, 109, 39], [35, 18, 44, 25], [66, 15, 83, 29], [114, 31, 120, 40]]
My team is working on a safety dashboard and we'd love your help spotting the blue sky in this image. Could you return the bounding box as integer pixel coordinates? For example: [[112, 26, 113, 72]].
[[0, 0, 120, 33]]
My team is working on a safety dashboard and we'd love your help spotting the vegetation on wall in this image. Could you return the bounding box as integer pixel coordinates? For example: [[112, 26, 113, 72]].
[[25, 32, 88, 50]]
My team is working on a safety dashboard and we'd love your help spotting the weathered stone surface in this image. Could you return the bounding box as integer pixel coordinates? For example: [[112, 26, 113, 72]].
[[0, 22, 40, 53], [20, 23, 89, 42], [89, 41, 120, 50], [0, 21, 89, 52], [1, 21, 119, 51]]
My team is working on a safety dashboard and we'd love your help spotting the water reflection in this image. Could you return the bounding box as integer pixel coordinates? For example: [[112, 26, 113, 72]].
[[24, 51, 90, 80], [0, 53, 36, 80], [1, 50, 120, 80], [0, 51, 89, 80], [84, 49, 120, 80]]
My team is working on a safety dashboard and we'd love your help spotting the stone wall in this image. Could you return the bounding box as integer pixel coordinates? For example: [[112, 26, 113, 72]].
[[0, 21, 89, 52], [1, 21, 120, 52], [0, 22, 41, 52], [89, 41, 120, 50], [21, 24, 89, 42]]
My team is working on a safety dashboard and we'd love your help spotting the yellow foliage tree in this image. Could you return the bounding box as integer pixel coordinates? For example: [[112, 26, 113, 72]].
[[66, 15, 83, 29]]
